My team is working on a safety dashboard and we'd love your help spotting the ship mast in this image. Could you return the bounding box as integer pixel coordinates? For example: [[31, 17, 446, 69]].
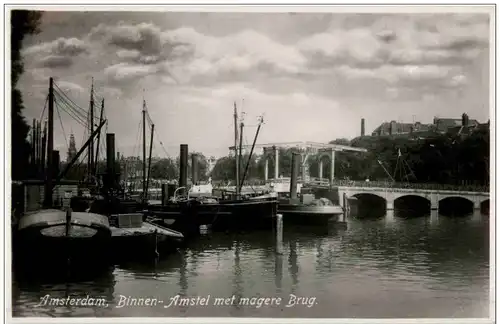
[[234, 102, 240, 197]]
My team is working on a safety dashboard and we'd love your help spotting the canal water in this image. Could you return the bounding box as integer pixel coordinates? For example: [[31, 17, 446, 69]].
[[12, 211, 490, 318]]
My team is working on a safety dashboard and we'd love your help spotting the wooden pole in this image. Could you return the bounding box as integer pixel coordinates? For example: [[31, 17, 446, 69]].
[[145, 124, 154, 200], [44, 77, 54, 207], [238, 121, 244, 192], [31, 118, 36, 171], [290, 152, 300, 200], [41, 121, 47, 179], [234, 102, 240, 196], [89, 78, 94, 179], [142, 100, 147, 203], [94, 99, 104, 174]]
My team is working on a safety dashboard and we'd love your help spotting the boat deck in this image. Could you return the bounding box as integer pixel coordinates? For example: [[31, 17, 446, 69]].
[[111, 221, 184, 239]]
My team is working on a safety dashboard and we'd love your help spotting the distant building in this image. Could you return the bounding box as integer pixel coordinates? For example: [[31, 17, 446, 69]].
[[66, 133, 77, 162], [433, 114, 478, 133], [371, 113, 482, 139], [371, 120, 432, 136]]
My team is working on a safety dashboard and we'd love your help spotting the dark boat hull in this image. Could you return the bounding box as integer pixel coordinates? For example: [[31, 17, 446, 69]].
[[110, 221, 183, 260], [13, 210, 112, 275], [14, 226, 111, 275], [278, 204, 344, 226], [147, 198, 278, 234]]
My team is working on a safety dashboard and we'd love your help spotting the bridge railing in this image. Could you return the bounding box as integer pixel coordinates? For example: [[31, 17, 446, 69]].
[[330, 179, 490, 193]]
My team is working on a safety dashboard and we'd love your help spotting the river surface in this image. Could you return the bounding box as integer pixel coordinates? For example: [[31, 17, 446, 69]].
[[12, 211, 491, 318]]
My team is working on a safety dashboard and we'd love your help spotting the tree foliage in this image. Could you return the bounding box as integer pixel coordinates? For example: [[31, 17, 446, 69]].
[[209, 130, 489, 187], [316, 130, 489, 185], [11, 10, 42, 180]]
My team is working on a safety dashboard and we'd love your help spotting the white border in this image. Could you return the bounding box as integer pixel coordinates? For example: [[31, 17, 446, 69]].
[[2, 2, 497, 324]]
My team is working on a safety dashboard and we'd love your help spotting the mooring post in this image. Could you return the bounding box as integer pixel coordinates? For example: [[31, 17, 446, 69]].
[[179, 144, 188, 196], [276, 213, 283, 255], [342, 192, 347, 222]]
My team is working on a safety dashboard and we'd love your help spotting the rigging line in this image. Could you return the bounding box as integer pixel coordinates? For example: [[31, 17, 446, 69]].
[[52, 83, 89, 116], [55, 100, 70, 153], [55, 97, 88, 126], [131, 119, 142, 160], [54, 86, 100, 124], [152, 128, 170, 158], [52, 82, 91, 114], [55, 100, 88, 129], [53, 91, 89, 123], [39, 94, 49, 121]]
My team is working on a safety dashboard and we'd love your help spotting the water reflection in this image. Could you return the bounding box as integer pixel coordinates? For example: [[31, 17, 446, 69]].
[[12, 211, 490, 318], [231, 241, 243, 314], [13, 267, 115, 317]]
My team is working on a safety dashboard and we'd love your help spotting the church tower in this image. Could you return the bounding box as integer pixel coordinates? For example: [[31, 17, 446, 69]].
[[67, 133, 77, 162]]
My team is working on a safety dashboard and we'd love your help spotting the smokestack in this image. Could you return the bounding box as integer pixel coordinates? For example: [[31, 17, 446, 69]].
[[191, 153, 198, 185], [361, 118, 365, 136], [462, 113, 469, 127], [179, 144, 188, 192], [106, 134, 116, 185]]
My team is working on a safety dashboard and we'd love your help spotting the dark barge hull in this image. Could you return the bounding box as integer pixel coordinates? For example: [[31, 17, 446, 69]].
[[13, 210, 112, 275], [110, 221, 184, 260], [146, 198, 278, 234], [278, 204, 344, 226]]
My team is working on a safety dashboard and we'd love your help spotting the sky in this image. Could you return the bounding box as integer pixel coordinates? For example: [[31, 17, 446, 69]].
[[17, 8, 492, 159]]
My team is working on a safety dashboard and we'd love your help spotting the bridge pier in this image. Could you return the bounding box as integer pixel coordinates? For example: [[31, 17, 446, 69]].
[[264, 159, 269, 181], [386, 200, 394, 211], [474, 200, 481, 210], [430, 196, 439, 210], [330, 150, 335, 185], [319, 160, 323, 180]]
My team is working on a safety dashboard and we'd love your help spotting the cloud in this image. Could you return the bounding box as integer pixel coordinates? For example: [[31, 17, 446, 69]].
[[297, 13, 489, 69], [38, 55, 73, 68], [23, 37, 90, 68], [55, 80, 84, 94], [25, 37, 89, 56], [103, 62, 161, 86], [88, 23, 307, 85]]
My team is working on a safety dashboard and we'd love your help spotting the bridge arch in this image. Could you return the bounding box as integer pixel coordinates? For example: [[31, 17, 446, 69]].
[[352, 193, 387, 218], [393, 195, 431, 217], [439, 196, 474, 216], [480, 199, 490, 215]]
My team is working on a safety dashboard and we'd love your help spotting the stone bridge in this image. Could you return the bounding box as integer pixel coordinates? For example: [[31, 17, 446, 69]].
[[333, 180, 490, 212]]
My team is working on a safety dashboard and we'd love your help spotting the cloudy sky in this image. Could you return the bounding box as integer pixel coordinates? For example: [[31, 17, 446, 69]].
[[18, 8, 492, 158]]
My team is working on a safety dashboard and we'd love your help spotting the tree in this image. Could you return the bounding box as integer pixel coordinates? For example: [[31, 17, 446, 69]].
[[11, 10, 42, 180], [150, 158, 178, 180]]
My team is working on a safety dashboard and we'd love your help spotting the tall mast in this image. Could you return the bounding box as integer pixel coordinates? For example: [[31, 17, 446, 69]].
[[146, 124, 154, 200], [240, 116, 263, 190], [89, 78, 94, 180], [142, 98, 147, 203], [234, 102, 240, 197], [94, 99, 104, 173], [44, 77, 54, 207], [238, 119, 244, 193]]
